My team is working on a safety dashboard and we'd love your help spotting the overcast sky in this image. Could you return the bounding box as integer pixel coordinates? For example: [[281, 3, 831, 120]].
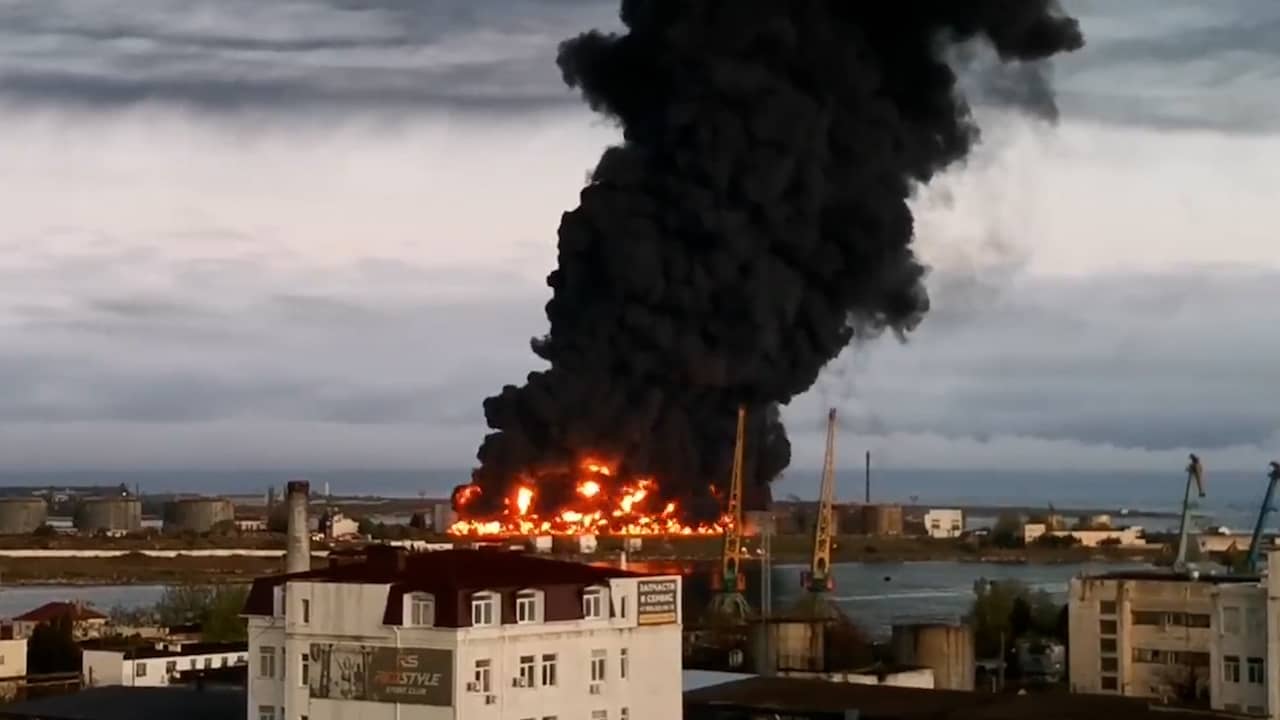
[[0, 0, 1277, 474]]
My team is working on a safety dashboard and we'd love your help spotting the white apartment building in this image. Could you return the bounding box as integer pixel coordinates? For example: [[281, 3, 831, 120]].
[[923, 509, 963, 539], [242, 546, 683, 720], [82, 641, 248, 687], [1209, 581, 1268, 716]]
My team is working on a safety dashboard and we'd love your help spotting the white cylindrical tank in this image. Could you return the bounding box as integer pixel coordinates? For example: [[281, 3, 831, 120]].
[[891, 623, 975, 691]]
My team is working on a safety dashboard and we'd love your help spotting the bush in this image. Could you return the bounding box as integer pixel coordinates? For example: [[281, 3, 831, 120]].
[[31, 524, 58, 538], [1034, 533, 1081, 548], [988, 513, 1024, 549], [1097, 536, 1122, 547]]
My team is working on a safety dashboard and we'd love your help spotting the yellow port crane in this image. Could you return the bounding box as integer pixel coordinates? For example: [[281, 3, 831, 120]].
[[802, 408, 838, 594], [708, 404, 751, 622]]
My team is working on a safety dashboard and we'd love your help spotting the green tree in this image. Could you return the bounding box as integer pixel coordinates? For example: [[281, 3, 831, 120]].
[[154, 585, 249, 642], [28, 614, 81, 674]]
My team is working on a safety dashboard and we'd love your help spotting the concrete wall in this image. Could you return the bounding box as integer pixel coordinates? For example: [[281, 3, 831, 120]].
[[0, 639, 27, 680], [249, 574, 683, 720]]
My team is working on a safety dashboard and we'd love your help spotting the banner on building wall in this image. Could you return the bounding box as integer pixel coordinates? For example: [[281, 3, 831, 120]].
[[309, 643, 453, 706], [636, 578, 679, 625]]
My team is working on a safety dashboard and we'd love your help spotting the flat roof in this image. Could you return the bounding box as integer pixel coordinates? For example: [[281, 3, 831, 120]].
[[684, 677, 1225, 720], [0, 686, 243, 720], [1081, 569, 1260, 584]]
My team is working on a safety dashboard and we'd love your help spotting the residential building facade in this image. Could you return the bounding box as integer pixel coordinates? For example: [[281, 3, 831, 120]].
[[1209, 581, 1268, 716], [242, 547, 682, 720], [82, 641, 248, 687], [12, 602, 108, 640]]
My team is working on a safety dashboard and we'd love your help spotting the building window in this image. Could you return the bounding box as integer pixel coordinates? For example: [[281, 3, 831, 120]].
[[204, 658, 213, 669], [541, 653, 558, 687], [1248, 657, 1264, 684], [620, 648, 629, 679], [1101, 676, 1117, 691], [591, 649, 607, 682], [1247, 607, 1265, 635], [1223, 606, 1241, 634], [1099, 601, 1117, 615], [165, 661, 177, 675], [1134, 648, 1164, 664], [1099, 619, 1117, 635], [519, 655, 536, 687], [300, 598, 310, 624], [259, 647, 276, 679], [190, 659, 197, 669], [583, 587, 605, 619], [591, 712, 607, 720], [1101, 657, 1117, 672], [409, 593, 435, 627], [472, 592, 497, 627], [1224, 655, 1241, 683], [474, 659, 492, 693], [258, 706, 275, 720], [1100, 638, 1116, 654], [542, 717, 557, 720], [301, 653, 310, 687], [621, 709, 629, 720], [136, 662, 147, 678], [516, 591, 541, 624], [619, 594, 628, 619], [221, 657, 228, 668], [1187, 613, 1211, 628], [236, 655, 246, 665]]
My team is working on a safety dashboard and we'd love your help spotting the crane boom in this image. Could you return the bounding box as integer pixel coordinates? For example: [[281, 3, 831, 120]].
[[804, 408, 837, 592], [1246, 462, 1280, 574], [1173, 453, 1204, 572], [719, 404, 747, 593]]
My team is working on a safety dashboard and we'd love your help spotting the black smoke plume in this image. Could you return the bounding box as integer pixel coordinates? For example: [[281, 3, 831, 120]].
[[459, 1, 1084, 519]]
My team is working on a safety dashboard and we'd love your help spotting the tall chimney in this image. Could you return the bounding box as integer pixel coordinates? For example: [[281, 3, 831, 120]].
[[285, 481, 311, 574], [865, 450, 871, 504]]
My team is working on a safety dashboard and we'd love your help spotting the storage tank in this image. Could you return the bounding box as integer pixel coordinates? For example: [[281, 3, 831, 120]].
[[74, 497, 142, 533], [891, 623, 975, 690], [862, 504, 904, 536], [0, 498, 49, 534], [163, 497, 235, 533]]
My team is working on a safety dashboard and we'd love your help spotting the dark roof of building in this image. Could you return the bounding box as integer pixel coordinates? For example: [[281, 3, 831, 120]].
[[243, 547, 649, 617], [80, 640, 247, 660], [685, 677, 1225, 720], [0, 685, 243, 720], [13, 602, 107, 623]]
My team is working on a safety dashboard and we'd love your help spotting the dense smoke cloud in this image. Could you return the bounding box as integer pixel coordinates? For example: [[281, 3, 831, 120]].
[[460, 0, 1084, 518]]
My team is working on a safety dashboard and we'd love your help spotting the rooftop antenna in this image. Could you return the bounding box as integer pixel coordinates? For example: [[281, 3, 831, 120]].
[[1173, 453, 1205, 572]]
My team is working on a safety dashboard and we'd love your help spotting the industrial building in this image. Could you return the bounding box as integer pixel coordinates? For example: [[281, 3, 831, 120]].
[[73, 498, 142, 534], [1025, 523, 1147, 547], [242, 546, 682, 720], [83, 642, 248, 688], [162, 497, 235, 534], [0, 498, 48, 535], [1068, 568, 1254, 702]]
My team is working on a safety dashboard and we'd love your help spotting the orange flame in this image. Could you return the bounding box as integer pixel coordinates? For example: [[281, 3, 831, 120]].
[[450, 457, 728, 537]]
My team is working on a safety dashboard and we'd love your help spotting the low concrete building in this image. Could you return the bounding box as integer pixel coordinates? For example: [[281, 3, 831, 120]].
[[82, 641, 248, 688], [1026, 523, 1146, 547], [922, 509, 963, 539], [0, 638, 27, 680]]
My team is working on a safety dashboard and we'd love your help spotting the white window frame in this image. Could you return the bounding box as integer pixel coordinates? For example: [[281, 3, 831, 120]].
[[516, 590, 542, 624], [541, 653, 558, 687], [300, 598, 310, 624], [474, 659, 492, 693], [472, 591, 498, 627], [135, 661, 147, 678], [590, 649, 607, 682], [407, 593, 436, 627], [518, 655, 536, 687], [1247, 657, 1265, 685], [1224, 655, 1241, 683], [583, 586, 606, 619], [259, 646, 276, 679]]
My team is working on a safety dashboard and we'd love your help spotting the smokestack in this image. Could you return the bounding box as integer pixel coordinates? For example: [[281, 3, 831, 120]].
[[865, 451, 871, 504], [285, 481, 310, 574]]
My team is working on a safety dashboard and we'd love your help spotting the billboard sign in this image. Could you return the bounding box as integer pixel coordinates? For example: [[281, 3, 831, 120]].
[[309, 644, 452, 706], [636, 578, 679, 625]]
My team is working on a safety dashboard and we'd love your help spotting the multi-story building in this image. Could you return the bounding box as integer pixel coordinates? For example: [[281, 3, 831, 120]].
[[242, 546, 682, 720], [1067, 569, 1257, 702], [1209, 579, 1268, 716], [923, 509, 963, 539]]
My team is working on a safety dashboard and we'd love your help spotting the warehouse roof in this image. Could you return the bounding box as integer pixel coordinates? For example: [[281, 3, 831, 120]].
[[684, 677, 1225, 720]]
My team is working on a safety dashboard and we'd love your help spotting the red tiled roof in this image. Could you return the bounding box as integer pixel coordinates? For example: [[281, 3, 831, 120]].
[[243, 547, 651, 620], [14, 601, 107, 623]]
